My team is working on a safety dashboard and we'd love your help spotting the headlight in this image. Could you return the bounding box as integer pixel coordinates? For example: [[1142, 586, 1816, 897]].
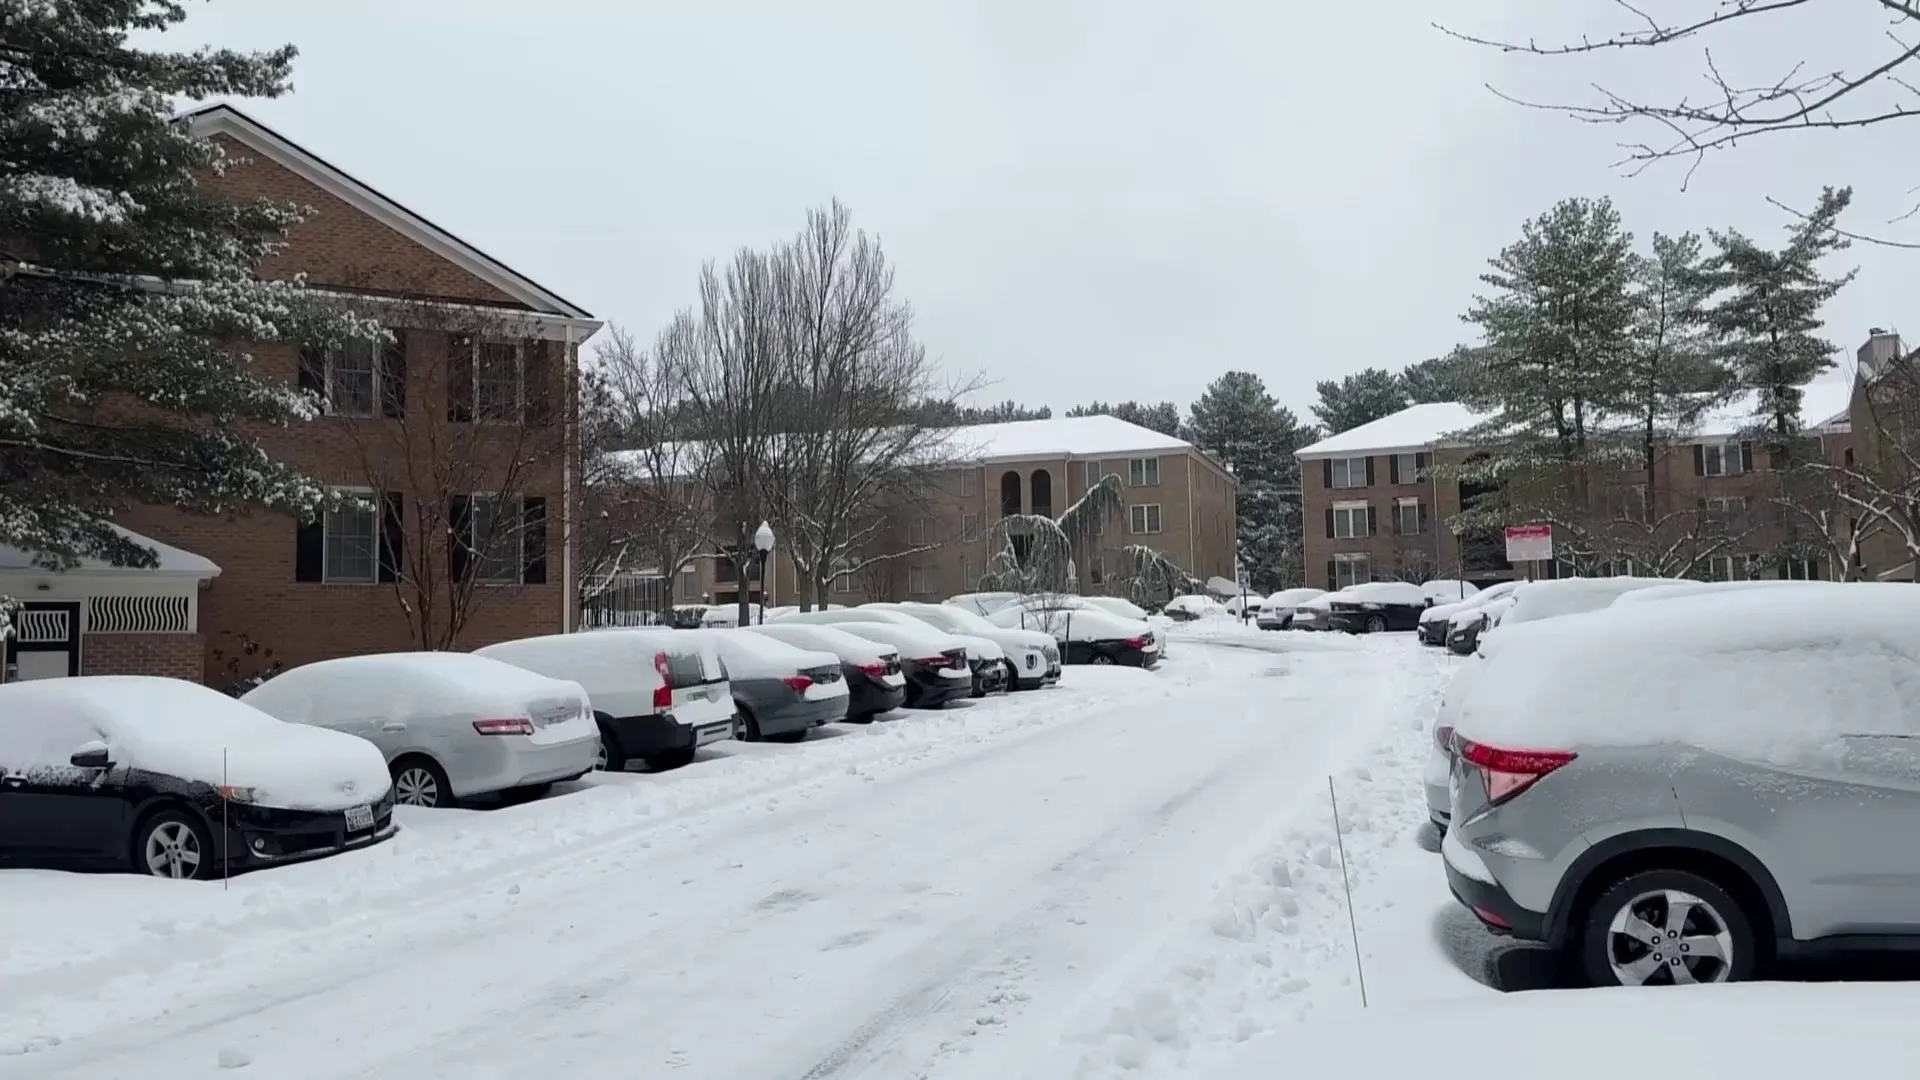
[[217, 784, 258, 803]]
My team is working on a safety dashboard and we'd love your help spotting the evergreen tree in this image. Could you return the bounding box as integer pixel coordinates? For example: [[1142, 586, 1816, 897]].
[[1459, 197, 1638, 474], [1699, 186, 1855, 443], [1310, 368, 1407, 434], [1185, 372, 1310, 590], [1064, 399, 1184, 437], [1401, 350, 1479, 404], [2, 2, 365, 568], [1621, 232, 1723, 505]]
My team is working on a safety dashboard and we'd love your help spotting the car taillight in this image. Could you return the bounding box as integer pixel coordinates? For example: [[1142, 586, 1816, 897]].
[[915, 656, 947, 666], [781, 674, 812, 692], [1456, 738, 1575, 804], [653, 651, 673, 709], [1122, 636, 1149, 649], [472, 717, 534, 736], [860, 661, 888, 678], [1433, 724, 1455, 753]]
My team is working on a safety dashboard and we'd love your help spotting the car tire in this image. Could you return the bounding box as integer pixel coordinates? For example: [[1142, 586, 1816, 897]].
[[1091, 653, 1114, 665], [1365, 615, 1388, 633], [768, 730, 809, 744], [847, 711, 877, 724], [132, 807, 215, 880], [595, 725, 628, 773], [737, 706, 763, 742], [644, 747, 697, 771], [1002, 659, 1024, 690], [390, 756, 455, 809], [1577, 868, 1758, 988]]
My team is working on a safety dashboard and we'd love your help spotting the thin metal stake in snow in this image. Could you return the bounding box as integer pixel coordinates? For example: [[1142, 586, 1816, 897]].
[[1327, 775, 1367, 1008], [223, 748, 230, 891]]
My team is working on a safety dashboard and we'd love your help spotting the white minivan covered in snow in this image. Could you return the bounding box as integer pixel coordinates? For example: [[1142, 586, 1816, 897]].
[[474, 629, 734, 772]]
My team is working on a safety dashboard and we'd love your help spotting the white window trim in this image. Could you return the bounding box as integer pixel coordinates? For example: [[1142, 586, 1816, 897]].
[[469, 339, 528, 425], [1331, 552, 1370, 589], [468, 491, 527, 585], [907, 565, 933, 595], [1704, 496, 1747, 513], [907, 517, 930, 546], [1330, 456, 1369, 489], [1085, 461, 1105, 489], [323, 485, 379, 584], [1332, 500, 1370, 540], [961, 513, 979, 541], [1394, 496, 1421, 534], [960, 469, 977, 497], [1394, 452, 1420, 483], [323, 339, 381, 419], [1701, 442, 1746, 478], [1130, 503, 1164, 535], [1128, 457, 1161, 487]]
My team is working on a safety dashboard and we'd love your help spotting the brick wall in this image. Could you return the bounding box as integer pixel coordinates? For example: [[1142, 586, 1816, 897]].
[[83, 633, 204, 681]]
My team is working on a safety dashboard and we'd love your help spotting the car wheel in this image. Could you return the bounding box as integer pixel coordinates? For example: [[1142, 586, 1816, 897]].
[[595, 726, 628, 772], [737, 707, 763, 742], [1578, 868, 1757, 987], [134, 808, 213, 880], [1002, 659, 1023, 690], [768, 730, 809, 744], [1091, 653, 1114, 665], [390, 756, 455, 809], [1365, 615, 1388, 633], [644, 747, 698, 771], [847, 711, 877, 724]]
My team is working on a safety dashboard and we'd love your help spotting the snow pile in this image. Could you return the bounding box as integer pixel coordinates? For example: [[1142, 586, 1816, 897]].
[[688, 628, 839, 680], [1608, 578, 1835, 609], [1497, 576, 1679, 626], [1165, 595, 1225, 618], [0, 677, 389, 812], [1456, 584, 1920, 765], [1211, 983, 1920, 1080], [744, 623, 894, 665]]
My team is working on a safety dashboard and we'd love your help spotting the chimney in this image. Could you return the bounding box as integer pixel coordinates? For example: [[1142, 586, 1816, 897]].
[[1859, 328, 1903, 382]]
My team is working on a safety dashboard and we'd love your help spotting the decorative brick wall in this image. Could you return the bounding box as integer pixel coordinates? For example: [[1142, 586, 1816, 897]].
[[82, 633, 205, 682]]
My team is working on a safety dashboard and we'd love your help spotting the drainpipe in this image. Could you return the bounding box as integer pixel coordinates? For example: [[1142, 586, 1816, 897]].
[[561, 324, 577, 632]]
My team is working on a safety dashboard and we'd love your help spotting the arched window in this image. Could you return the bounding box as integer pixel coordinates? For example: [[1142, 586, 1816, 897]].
[[1030, 468, 1053, 519], [1000, 470, 1023, 518]]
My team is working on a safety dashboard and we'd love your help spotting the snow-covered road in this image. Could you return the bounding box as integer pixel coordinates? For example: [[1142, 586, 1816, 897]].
[[0, 632, 1453, 1080]]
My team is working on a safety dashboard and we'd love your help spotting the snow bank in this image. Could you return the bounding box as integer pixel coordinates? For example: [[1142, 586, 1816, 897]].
[[1455, 585, 1920, 764], [743, 623, 893, 664], [689, 628, 839, 680], [0, 677, 389, 813], [1211, 983, 1920, 1080]]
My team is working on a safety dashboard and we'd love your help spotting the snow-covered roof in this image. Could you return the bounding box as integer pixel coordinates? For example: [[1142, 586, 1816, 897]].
[[1296, 379, 1856, 459], [0, 525, 220, 579]]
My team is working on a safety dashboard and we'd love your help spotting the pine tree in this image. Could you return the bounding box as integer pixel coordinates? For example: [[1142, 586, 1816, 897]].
[[1700, 186, 1855, 444], [1064, 400, 1183, 437], [1459, 197, 1638, 481], [1310, 368, 1407, 434], [1621, 232, 1722, 507], [1185, 372, 1311, 590], [2, 2, 367, 568], [1401, 350, 1480, 404]]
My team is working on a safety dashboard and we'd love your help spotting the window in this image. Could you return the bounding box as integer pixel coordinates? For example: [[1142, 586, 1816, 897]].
[[1088, 554, 1104, 585], [1330, 553, 1370, 590], [299, 333, 404, 418], [907, 517, 929, 545], [1782, 556, 1822, 581], [1594, 558, 1635, 577], [1698, 441, 1752, 477], [469, 495, 524, 583], [1609, 484, 1647, 519], [960, 469, 977, 497], [1328, 456, 1370, 489], [833, 566, 857, 593], [1393, 452, 1422, 484], [1703, 554, 1758, 582], [475, 342, 524, 423], [1130, 504, 1164, 534], [1394, 498, 1423, 536], [1085, 461, 1106, 489], [1331, 501, 1372, 539], [448, 494, 546, 586], [323, 492, 377, 583], [1128, 457, 1160, 486], [908, 565, 933, 594], [960, 559, 974, 590], [1703, 496, 1747, 514], [962, 513, 979, 540], [326, 339, 377, 417], [677, 564, 699, 600]]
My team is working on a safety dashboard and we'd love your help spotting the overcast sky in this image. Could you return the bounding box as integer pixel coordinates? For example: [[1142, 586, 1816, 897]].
[[169, 0, 1920, 421]]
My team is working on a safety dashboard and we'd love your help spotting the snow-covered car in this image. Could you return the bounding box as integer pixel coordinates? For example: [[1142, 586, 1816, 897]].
[[474, 629, 734, 772], [1419, 579, 1480, 605], [776, 608, 1010, 696], [1606, 578, 1825, 609], [1443, 583, 1920, 987], [698, 603, 761, 628], [242, 652, 598, 808], [1256, 588, 1326, 630], [1076, 595, 1150, 621], [1325, 581, 1431, 633], [802, 620, 974, 709], [1447, 593, 1518, 655], [0, 676, 396, 878], [1161, 594, 1221, 621], [744, 622, 907, 722], [1293, 591, 1338, 631], [1419, 580, 1519, 646], [879, 601, 1061, 690], [944, 591, 1023, 617], [687, 629, 848, 741], [987, 604, 1160, 667]]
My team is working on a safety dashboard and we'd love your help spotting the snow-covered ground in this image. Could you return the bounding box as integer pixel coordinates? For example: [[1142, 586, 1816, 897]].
[[0, 629, 1643, 1079]]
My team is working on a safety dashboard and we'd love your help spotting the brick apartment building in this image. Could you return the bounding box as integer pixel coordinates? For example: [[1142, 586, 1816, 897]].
[[648, 415, 1239, 610], [0, 104, 600, 688], [1296, 379, 1860, 591]]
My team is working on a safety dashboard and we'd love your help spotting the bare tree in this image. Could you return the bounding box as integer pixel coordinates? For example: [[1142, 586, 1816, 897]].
[[321, 293, 567, 649], [1439, 2, 1920, 181], [1808, 351, 1920, 573], [1773, 462, 1883, 579], [583, 326, 710, 620]]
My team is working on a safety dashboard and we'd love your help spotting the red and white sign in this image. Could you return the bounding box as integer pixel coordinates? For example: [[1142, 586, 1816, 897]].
[[1503, 524, 1554, 563]]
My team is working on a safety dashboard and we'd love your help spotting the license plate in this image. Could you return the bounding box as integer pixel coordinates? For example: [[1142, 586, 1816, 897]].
[[344, 804, 374, 832]]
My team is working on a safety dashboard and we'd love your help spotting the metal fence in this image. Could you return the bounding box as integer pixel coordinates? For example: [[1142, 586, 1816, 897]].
[[578, 573, 674, 629]]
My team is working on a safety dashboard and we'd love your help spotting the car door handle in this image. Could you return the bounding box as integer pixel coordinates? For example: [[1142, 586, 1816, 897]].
[[380, 722, 407, 732]]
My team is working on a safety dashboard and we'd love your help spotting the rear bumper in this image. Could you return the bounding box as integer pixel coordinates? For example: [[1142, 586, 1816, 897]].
[[1255, 615, 1290, 631], [902, 667, 972, 708], [604, 711, 734, 757], [1444, 842, 1546, 941], [847, 679, 907, 718], [757, 695, 848, 736]]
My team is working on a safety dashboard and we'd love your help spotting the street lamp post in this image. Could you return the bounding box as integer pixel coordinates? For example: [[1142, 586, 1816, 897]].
[[753, 520, 775, 625]]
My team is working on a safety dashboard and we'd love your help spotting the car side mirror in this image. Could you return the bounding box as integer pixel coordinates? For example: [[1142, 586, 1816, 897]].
[[70, 742, 112, 769]]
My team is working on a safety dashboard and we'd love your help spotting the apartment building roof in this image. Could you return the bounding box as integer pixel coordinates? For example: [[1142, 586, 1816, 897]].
[[1296, 379, 1856, 460]]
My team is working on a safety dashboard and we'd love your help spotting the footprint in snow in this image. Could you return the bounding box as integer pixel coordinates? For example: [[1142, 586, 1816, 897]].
[[753, 888, 822, 912], [820, 929, 878, 952]]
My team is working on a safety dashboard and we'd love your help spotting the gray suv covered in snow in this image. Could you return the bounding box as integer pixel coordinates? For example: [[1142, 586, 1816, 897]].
[[1441, 582, 1920, 988]]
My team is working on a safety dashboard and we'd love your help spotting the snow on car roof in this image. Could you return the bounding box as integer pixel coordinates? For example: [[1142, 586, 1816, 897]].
[[690, 628, 840, 679], [477, 630, 723, 687], [1295, 380, 1853, 458], [819, 619, 961, 655], [0, 676, 387, 812], [269, 651, 575, 696], [1608, 578, 1829, 608], [744, 623, 893, 663], [1338, 581, 1426, 604], [1454, 583, 1920, 763], [1500, 576, 1680, 625]]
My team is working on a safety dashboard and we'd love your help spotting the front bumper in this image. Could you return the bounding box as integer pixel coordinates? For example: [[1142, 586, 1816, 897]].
[[1443, 836, 1546, 941], [970, 659, 1010, 696], [1419, 620, 1449, 646], [222, 794, 399, 868]]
